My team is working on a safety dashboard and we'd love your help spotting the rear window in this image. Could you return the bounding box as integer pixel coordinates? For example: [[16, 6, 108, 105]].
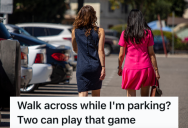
[[68, 28, 72, 33], [47, 28, 63, 36], [0, 23, 11, 39], [19, 27, 31, 36], [23, 27, 33, 35], [33, 27, 47, 37]]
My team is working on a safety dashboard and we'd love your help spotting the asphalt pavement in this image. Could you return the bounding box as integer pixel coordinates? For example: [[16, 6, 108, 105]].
[[0, 54, 188, 128]]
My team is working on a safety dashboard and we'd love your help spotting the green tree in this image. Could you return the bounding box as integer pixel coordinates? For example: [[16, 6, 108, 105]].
[[9, 0, 66, 24], [109, 0, 186, 22], [170, 0, 186, 17], [144, 0, 172, 22]]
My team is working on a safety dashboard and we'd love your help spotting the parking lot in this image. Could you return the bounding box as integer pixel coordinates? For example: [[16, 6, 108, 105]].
[[1, 54, 188, 128]]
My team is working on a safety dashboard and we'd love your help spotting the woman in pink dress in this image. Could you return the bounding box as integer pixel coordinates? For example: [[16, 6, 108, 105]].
[[118, 9, 160, 97]]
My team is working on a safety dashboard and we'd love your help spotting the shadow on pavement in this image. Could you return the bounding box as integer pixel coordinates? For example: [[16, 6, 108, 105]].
[[0, 122, 10, 127]]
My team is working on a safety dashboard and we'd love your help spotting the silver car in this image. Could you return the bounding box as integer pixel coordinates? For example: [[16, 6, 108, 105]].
[[20, 46, 33, 88]]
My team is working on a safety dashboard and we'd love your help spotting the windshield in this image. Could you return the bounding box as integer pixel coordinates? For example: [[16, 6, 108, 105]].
[[19, 27, 31, 36], [0, 23, 11, 39], [11, 32, 56, 48]]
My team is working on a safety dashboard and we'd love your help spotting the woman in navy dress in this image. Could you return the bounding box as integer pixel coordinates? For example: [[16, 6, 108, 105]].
[[72, 5, 106, 97]]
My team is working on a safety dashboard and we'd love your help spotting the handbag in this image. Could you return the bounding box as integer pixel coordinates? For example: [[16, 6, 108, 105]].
[[150, 78, 162, 97]]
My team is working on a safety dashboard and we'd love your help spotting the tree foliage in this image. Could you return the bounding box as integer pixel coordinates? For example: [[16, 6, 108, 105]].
[[9, 0, 66, 24], [109, 0, 186, 22]]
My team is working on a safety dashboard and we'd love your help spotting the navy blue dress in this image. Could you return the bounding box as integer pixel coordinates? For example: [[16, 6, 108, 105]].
[[75, 28, 102, 92]]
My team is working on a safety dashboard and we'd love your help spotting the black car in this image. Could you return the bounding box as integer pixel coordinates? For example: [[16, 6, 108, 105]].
[[10, 32, 73, 85]]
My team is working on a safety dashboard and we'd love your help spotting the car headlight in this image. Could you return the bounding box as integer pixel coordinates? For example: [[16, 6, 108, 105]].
[[113, 40, 118, 45]]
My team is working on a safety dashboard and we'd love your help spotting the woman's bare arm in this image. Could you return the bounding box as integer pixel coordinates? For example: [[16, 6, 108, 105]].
[[98, 28, 105, 80], [118, 47, 126, 68], [118, 46, 126, 76], [71, 29, 78, 53], [148, 46, 160, 80]]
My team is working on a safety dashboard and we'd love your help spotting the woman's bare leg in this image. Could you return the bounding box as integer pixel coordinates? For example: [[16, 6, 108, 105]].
[[92, 89, 101, 97], [79, 91, 88, 97], [140, 85, 150, 96], [127, 89, 136, 97]]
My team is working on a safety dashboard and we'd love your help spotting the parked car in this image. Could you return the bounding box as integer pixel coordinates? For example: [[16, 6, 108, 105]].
[[104, 35, 119, 56], [154, 36, 170, 53], [0, 18, 33, 89], [5, 24, 31, 36], [6, 24, 77, 70], [49, 40, 77, 70], [16, 23, 72, 41], [20, 45, 53, 92], [20, 46, 33, 88], [17, 23, 120, 56], [104, 29, 120, 38], [10, 32, 73, 84]]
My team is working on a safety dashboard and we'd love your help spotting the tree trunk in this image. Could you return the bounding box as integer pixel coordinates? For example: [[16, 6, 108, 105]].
[[77, 0, 84, 13]]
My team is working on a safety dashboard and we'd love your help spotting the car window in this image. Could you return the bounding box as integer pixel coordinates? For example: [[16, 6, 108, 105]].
[[23, 27, 33, 36], [47, 28, 63, 36], [19, 27, 31, 36], [33, 27, 47, 37], [0, 23, 11, 39], [68, 28, 72, 33]]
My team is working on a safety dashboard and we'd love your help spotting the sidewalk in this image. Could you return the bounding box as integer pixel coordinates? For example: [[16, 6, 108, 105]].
[[155, 53, 188, 58], [101, 55, 188, 128]]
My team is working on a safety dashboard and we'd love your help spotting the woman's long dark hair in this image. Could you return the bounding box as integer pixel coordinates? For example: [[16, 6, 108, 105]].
[[124, 9, 152, 44]]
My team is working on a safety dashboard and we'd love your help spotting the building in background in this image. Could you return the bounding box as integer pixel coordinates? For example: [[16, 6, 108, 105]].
[[166, 0, 188, 40], [63, 0, 129, 29]]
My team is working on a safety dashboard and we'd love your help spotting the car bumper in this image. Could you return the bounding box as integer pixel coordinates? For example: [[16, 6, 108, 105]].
[[21, 67, 33, 88], [29, 64, 53, 84], [69, 60, 77, 67], [62, 63, 73, 81]]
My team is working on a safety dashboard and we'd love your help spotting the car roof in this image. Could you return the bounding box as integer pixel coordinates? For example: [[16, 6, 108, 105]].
[[10, 32, 56, 48], [16, 23, 72, 29], [11, 32, 71, 50]]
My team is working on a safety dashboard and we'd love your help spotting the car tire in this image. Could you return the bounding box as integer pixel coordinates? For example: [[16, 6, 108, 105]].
[[20, 84, 38, 93], [104, 44, 111, 56]]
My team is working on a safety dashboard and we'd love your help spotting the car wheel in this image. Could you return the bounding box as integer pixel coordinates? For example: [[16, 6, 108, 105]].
[[104, 44, 111, 56], [20, 84, 38, 93]]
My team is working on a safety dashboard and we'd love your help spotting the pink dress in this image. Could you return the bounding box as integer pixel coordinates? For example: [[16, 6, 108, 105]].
[[118, 30, 156, 90]]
